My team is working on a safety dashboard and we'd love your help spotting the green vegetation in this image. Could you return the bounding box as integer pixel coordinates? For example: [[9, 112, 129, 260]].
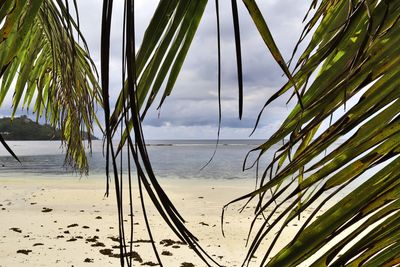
[[0, 0, 399, 266], [0, 115, 97, 140]]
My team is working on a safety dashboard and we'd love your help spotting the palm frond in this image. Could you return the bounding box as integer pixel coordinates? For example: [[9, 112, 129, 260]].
[[223, 0, 400, 266], [0, 0, 100, 173]]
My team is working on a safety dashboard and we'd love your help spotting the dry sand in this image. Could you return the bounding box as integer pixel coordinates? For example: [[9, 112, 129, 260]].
[[0, 175, 327, 267]]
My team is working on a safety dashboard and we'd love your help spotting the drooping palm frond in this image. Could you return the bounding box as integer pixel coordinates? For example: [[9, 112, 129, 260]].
[[101, 1, 222, 266], [0, 0, 100, 172], [221, 0, 400, 266], [100, 0, 306, 265]]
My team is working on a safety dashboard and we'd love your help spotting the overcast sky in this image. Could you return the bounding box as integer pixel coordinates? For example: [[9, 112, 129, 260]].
[[2, 1, 312, 140]]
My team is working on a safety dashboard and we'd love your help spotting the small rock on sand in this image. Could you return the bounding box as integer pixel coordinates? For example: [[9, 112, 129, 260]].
[[41, 207, 53, 213], [10, 227, 22, 233], [161, 250, 172, 256], [17, 249, 32, 255], [142, 262, 158, 266]]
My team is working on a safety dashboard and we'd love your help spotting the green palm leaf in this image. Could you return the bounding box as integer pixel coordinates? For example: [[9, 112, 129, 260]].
[[0, 0, 100, 173], [223, 1, 400, 266]]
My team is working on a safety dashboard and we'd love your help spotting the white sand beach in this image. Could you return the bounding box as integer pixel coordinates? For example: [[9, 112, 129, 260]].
[[0, 175, 327, 267]]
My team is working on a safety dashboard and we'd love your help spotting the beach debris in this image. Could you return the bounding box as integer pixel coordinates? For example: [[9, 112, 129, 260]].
[[99, 248, 113, 256], [199, 222, 209, 226], [180, 263, 195, 267], [17, 249, 32, 255], [10, 227, 22, 233], [91, 242, 105, 247], [99, 249, 143, 262], [41, 207, 53, 213], [142, 262, 158, 266], [95, 216, 102, 219], [86, 236, 99, 243], [161, 250, 172, 256], [66, 238, 77, 242], [67, 223, 79, 228], [84, 258, 93, 263], [56, 235, 64, 239], [160, 239, 186, 247], [64, 230, 70, 234]]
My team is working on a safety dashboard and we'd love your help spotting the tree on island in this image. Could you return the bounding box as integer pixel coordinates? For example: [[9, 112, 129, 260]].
[[0, 0, 399, 266]]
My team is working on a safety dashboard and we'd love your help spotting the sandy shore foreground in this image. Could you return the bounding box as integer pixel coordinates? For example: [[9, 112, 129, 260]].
[[0, 175, 325, 267]]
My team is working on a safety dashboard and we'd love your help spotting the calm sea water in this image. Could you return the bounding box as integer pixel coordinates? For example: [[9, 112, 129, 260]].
[[0, 140, 269, 179]]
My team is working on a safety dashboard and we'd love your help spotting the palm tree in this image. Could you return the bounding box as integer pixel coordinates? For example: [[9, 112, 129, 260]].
[[2, 0, 399, 266]]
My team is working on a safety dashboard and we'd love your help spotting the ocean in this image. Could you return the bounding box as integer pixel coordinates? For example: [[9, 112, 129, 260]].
[[0, 140, 269, 180]]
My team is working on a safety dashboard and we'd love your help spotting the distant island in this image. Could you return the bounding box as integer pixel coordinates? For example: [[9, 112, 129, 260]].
[[0, 115, 97, 140]]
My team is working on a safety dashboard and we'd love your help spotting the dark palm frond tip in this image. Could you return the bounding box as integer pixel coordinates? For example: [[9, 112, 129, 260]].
[[101, 0, 220, 266], [231, 0, 244, 120], [222, 0, 400, 266], [199, 0, 222, 172], [0, 134, 20, 163], [0, 0, 100, 173]]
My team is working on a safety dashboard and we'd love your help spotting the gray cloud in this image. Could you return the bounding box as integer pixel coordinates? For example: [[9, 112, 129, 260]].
[[1, 1, 311, 140], [76, 0, 310, 139]]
